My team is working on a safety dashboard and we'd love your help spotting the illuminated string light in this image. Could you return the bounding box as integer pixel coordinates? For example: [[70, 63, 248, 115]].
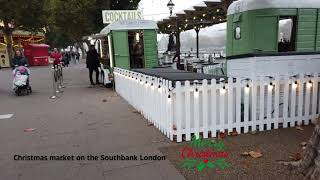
[[268, 82, 274, 91], [220, 85, 226, 94], [245, 84, 250, 93], [307, 80, 313, 88], [292, 81, 298, 89]]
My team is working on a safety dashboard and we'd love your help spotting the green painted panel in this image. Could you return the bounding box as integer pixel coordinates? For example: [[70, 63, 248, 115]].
[[143, 30, 158, 68], [254, 16, 278, 52], [297, 29, 318, 35], [112, 31, 130, 69], [226, 15, 233, 57], [297, 9, 317, 51], [316, 9, 320, 51]]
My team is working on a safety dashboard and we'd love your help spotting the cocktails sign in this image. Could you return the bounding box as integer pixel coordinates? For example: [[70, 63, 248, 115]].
[[102, 10, 143, 24]]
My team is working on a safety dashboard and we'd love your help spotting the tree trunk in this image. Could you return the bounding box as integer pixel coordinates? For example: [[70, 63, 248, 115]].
[[76, 40, 87, 59], [280, 117, 320, 180], [3, 20, 14, 62]]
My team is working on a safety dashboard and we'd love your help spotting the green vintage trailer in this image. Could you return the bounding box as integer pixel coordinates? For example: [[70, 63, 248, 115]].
[[226, 0, 320, 78], [99, 20, 159, 70]]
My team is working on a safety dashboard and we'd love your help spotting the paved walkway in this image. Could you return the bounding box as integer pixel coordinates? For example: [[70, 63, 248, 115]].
[[0, 63, 185, 180]]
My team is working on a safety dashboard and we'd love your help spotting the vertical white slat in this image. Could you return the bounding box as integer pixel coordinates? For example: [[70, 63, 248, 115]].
[[161, 79, 168, 131], [251, 78, 257, 131], [297, 74, 304, 126], [153, 78, 160, 128], [312, 76, 319, 120], [290, 78, 297, 127], [175, 81, 183, 142], [236, 78, 242, 133], [244, 81, 249, 133], [185, 81, 191, 141], [283, 76, 290, 128], [227, 77, 234, 132], [259, 79, 265, 131], [164, 80, 170, 139], [266, 80, 273, 130], [202, 79, 209, 138], [150, 77, 157, 132], [210, 79, 217, 137], [305, 76, 311, 125], [159, 80, 166, 132], [168, 81, 174, 141], [219, 78, 226, 133], [274, 75, 280, 129], [150, 78, 158, 125], [194, 80, 200, 139]]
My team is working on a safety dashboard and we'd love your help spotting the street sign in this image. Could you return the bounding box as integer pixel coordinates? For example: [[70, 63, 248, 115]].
[[102, 10, 143, 24]]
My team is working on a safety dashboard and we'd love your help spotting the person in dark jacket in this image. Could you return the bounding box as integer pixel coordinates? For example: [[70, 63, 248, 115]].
[[11, 50, 28, 69], [86, 45, 100, 85]]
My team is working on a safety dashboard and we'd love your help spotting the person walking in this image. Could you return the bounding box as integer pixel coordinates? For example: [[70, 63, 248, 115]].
[[86, 45, 100, 86], [11, 50, 28, 69], [75, 52, 80, 64], [50, 48, 62, 66]]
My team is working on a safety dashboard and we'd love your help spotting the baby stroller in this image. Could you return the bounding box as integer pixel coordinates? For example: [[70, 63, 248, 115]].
[[13, 65, 32, 96]]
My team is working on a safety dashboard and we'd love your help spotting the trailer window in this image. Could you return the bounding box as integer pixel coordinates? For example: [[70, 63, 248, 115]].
[[234, 24, 241, 40], [278, 17, 296, 52]]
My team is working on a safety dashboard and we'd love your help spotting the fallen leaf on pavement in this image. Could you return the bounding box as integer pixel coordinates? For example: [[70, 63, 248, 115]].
[[250, 130, 258, 135], [243, 159, 251, 169], [102, 99, 107, 102], [296, 126, 304, 131], [229, 131, 238, 136], [241, 152, 250, 156], [24, 128, 36, 132], [218, 132, 226, 139], [249, 150, 263, 158], [289, 153, 302, 161]]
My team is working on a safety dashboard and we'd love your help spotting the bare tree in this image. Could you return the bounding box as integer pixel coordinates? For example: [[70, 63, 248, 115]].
[[280, 117, 320, 180]]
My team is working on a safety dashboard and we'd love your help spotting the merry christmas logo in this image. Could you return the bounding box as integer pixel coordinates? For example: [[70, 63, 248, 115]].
[[179, 135, 231, 172]]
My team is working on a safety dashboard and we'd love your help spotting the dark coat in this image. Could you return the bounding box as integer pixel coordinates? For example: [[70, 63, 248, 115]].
[[11, 56, 28, 69], [86, 50, 100, 69]]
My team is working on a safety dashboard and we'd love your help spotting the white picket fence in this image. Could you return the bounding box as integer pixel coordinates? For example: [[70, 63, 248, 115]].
[[114, 68, 320, 142]]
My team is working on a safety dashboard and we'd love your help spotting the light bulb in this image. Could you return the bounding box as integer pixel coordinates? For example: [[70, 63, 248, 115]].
[[307, 80, 313, 88], [245, 84, 250, 93], [268, 83, 273, 91], [220, 86, 226, 95], [292, 81, 298, 89]]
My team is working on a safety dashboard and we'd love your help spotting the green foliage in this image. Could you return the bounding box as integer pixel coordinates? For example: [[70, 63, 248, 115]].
[[0, 0, 141, 51], [0, 0, 48, 32], [47, 0, 141, 48]]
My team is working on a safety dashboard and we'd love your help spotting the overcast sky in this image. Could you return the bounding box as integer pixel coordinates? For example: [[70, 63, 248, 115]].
[[139, 0, 226, 36], [139, 0, 205, 21]]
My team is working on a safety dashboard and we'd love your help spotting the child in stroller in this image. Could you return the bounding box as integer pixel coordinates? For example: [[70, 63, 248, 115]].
[[13, 65, 32, 96]]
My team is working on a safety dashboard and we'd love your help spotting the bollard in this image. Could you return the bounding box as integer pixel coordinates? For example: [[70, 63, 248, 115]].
[[50, 66, 57, 99]]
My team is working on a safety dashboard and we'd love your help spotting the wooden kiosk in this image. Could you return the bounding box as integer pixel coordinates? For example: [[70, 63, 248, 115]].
[[98, 20, 159, 70]]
